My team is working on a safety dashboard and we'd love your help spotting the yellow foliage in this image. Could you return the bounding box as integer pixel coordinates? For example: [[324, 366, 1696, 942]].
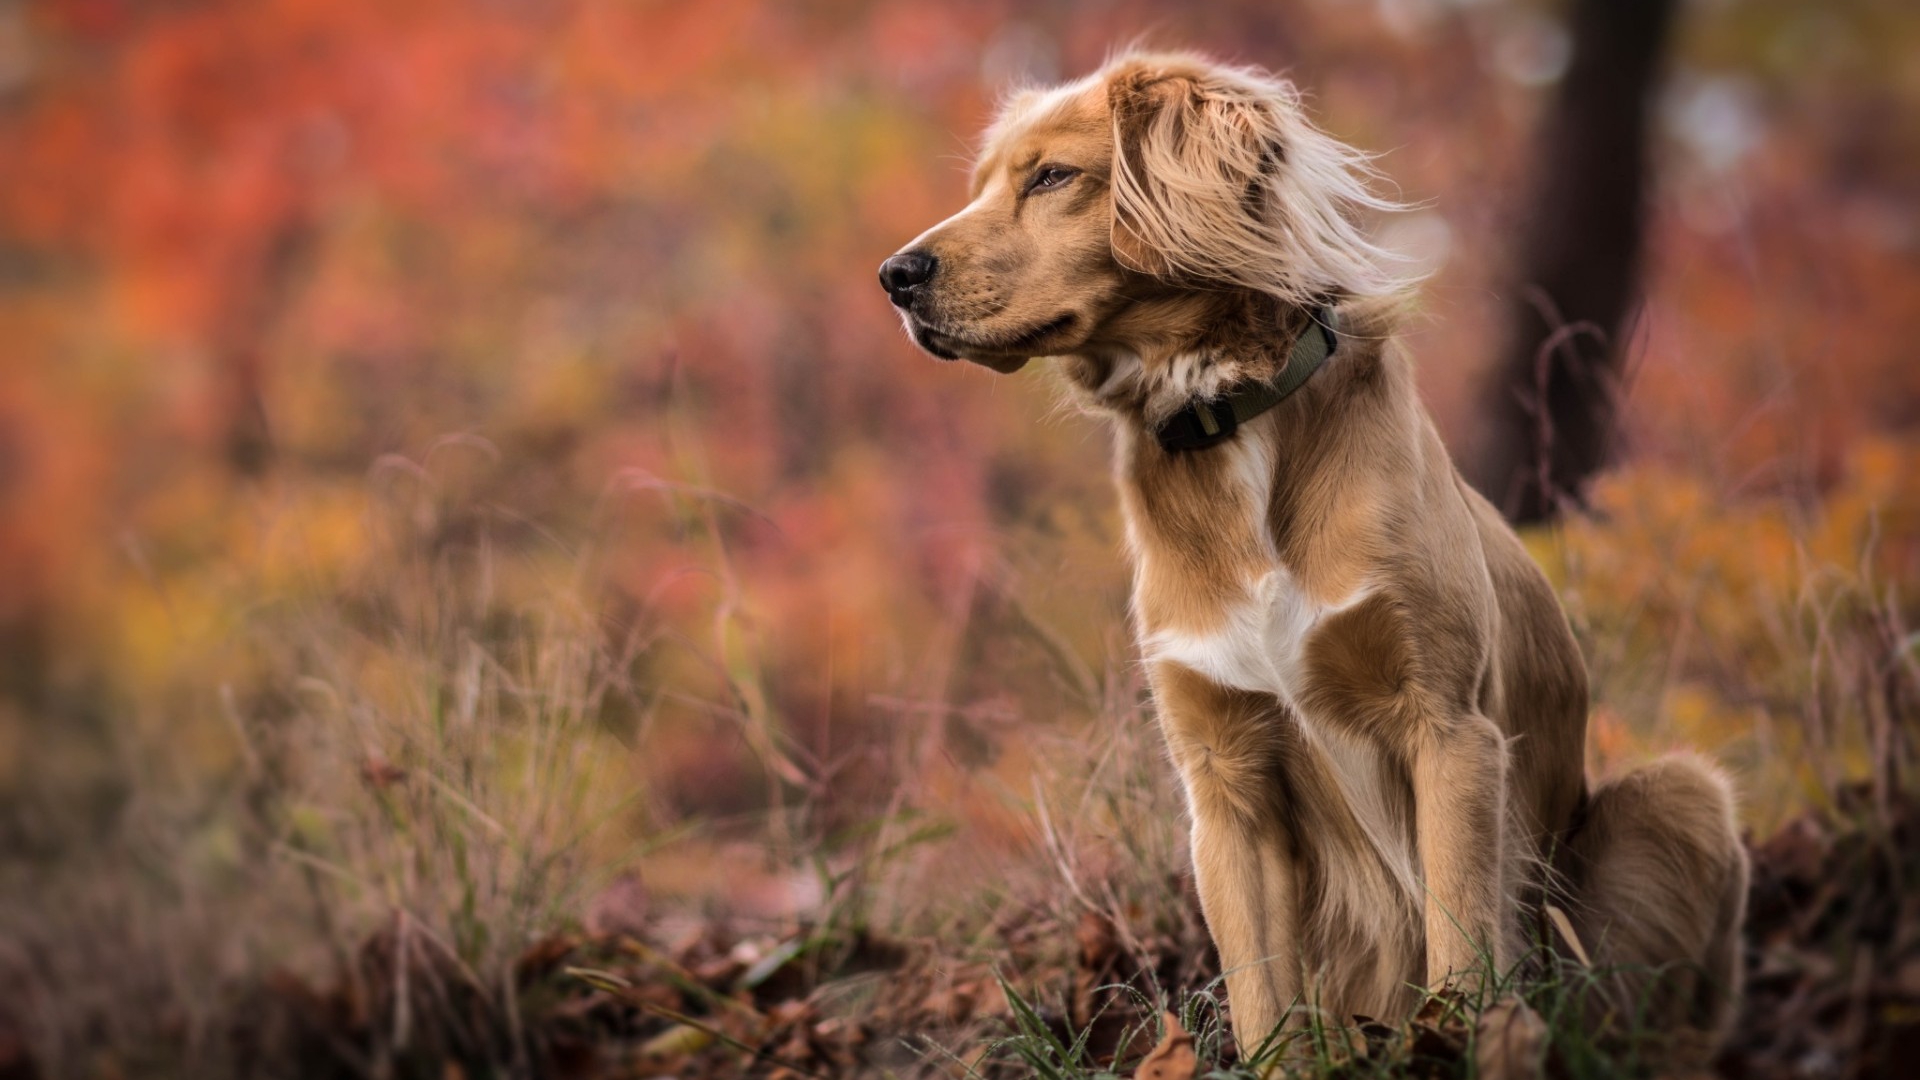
[[1544, 438, 1916, 827]]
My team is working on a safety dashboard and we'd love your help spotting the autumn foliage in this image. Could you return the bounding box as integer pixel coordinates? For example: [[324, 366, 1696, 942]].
[[1, 1, 1917, 1076]]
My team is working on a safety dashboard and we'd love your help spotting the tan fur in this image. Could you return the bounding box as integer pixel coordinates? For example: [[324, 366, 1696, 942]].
[[884, 51, 1747, 1052]]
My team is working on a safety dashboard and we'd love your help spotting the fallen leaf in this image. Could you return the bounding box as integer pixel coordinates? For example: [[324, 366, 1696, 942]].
[[1475, 997, 1547, 1080], [585, 871, 650, 938], [1354, 1017, 1398, 1060], [513, 934, 578, 986], [1895, 956, 1920, 997], [638, 1022, 715, 1060], [1753, 815, 1830, 884], [767, 998, 813, 1027], [1133, 1011, 1196, 1080], [1078, 911, 1119, 970], [1407, 992, 1471, 1062]]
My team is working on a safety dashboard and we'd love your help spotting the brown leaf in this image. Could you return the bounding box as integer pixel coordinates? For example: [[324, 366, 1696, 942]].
[[974, 979, 1011, 1019], [1412, 989, 1470, 1031], [1354, 1017, 1398, 1060], [1407, 993, 1471, 1064], [776, 1028, 814, 1064], [1474, 998, 1547, 1080], [813, 1016, 865, 1045], [1133, 1011, 1196, 1080], [513, 934, 578, 987], [922, 982, 976, 1024], [1895, 955, 1920, 998], [1753, 815, 1830, 884], [692, 955, 746, 986], [767, 998, 814, 1028], [0, 1030, 36, 1080], [585, 871, 650, 938], [1078, 911, 1120, 970], [1406, 989, 1473, 1063]]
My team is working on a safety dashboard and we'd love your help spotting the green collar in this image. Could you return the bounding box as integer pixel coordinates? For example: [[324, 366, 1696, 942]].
[[1154, 305, 1340, 453]]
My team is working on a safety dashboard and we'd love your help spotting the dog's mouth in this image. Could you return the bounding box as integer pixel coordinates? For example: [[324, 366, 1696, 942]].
[[907, 313, 1077, 373]]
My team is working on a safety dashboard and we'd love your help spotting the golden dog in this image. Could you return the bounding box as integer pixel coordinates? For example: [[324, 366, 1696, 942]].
[[880, 51, 1747, 1052]]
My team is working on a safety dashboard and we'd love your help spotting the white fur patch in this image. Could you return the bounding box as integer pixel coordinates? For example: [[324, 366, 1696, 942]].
[[1123, 350, 1244, 427], [1093, 351, 1144, 403], [1143, 567, 1361, 705]]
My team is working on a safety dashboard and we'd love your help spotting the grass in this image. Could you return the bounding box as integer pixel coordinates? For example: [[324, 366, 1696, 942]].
[[1, 442, 1915, 1078], [955, 916, 1747, 1079]]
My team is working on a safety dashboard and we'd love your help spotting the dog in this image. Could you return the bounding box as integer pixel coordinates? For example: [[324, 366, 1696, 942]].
[[879, 51, 1748, 1053]]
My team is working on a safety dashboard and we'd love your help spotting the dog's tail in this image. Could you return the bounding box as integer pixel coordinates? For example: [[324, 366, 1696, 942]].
[[1550, 753, 1748, 1054]]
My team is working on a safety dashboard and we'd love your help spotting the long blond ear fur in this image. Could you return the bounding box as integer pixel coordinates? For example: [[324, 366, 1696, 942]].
[[1106, 53, 1414, 304]]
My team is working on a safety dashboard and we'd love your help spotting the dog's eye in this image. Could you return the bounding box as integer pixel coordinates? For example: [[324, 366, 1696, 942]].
[[1028, 166, 1078, 193]]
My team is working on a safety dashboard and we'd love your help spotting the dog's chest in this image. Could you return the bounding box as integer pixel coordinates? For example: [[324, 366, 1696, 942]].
[[1128, 433, 1370, 705], [1127, 433, 1422, 908], [1140, 546, 1419, 907], [1142, 569, 1358, 705]]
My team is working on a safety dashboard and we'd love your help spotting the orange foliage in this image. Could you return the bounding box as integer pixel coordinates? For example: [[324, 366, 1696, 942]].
[[2, 0, 1917, 832]]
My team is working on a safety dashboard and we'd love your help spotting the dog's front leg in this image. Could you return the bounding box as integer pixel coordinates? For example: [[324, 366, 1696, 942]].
[[1411, 714, 1510, 988], [1153, 664, 1302, 1050], [1187, 798, 1301, 1050]]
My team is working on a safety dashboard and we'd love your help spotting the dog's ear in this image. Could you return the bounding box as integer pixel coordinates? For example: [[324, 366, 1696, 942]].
[[1106, 57, 1409, 304], [1107, 70, 1202, 280]]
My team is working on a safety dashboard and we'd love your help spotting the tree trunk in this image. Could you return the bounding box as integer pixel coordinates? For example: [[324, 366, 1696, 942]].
[[219, 216, 314, 477], [1471, 0, 1680, 523]]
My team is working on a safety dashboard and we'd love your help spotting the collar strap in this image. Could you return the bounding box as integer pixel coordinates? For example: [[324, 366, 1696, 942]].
[[1155, 306, 1340, 453]]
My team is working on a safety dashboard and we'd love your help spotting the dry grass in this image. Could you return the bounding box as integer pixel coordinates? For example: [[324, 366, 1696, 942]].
[[1, 440, 1915, 1079]]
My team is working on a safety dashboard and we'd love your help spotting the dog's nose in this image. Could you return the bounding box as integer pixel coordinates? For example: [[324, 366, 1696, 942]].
[[878, 251, 937, 307]]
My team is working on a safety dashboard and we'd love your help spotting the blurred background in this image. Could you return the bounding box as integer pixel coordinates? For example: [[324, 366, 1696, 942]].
[[1, 0, 1916, 1075]]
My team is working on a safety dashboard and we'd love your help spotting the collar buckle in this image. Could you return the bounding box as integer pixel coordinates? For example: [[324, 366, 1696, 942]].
[[1157, 399, 1238, 453]]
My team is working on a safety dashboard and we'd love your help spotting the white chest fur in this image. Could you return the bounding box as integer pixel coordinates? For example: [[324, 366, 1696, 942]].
[[1142, 568, 1369, 708]]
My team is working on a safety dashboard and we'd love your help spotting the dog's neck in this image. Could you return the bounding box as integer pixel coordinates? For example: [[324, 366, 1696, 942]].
[[1067, 295, 1414, 619], [1060, 291, 1340, 428]]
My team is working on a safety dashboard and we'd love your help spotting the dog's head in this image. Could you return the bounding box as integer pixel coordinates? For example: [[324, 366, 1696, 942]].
[[879, 52, 1405, 374]]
